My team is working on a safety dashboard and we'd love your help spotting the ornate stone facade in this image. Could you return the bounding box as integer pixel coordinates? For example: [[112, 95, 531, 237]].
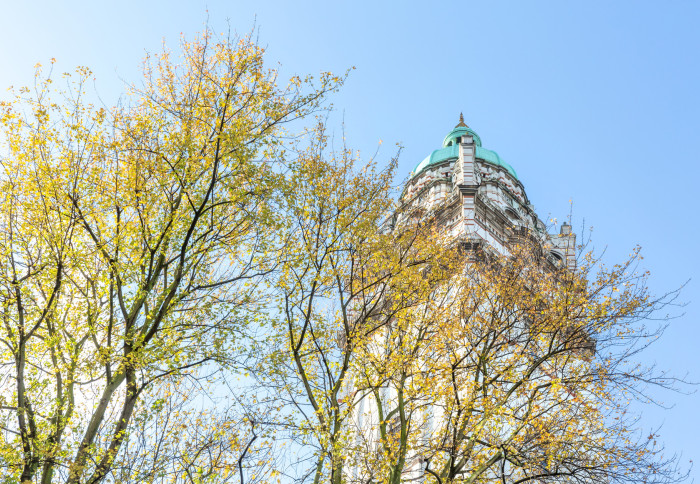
[[397, 115, 575, 268], [349, 116, 580, 482]]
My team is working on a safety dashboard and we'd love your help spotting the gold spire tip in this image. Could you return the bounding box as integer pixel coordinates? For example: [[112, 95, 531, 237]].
[[455, 112, 468, 128]]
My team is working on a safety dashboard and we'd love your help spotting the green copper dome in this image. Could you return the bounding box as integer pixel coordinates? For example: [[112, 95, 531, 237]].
[[413, 145, 459, 175], [443, 126, 482, 148], [412, 115, 518, 180]]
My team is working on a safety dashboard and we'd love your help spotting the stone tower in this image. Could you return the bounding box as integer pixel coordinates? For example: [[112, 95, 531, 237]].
[[348, 116, 581, 482], [397, 114, 575, 268]]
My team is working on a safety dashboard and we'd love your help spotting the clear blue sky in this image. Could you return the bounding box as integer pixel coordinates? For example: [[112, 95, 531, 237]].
[[2, 0, 698, 478]]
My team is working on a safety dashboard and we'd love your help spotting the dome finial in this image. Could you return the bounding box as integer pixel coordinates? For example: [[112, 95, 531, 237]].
[[455, 112, 468, 128]]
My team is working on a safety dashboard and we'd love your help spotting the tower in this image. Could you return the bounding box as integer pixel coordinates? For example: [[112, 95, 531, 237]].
[[348, 116, 584, 482], [398, 114, 575, 269]]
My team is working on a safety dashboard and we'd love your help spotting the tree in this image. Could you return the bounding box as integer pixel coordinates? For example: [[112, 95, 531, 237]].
[[233, 125, 688, 484], [0, 29, 342, 483], [251, 127, 453, 484], [0, 25, 687, 484], [349, 241, 687, 484]]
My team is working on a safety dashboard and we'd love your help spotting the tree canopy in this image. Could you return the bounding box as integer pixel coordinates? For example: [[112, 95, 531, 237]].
[[0, 28, 689, 484]]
